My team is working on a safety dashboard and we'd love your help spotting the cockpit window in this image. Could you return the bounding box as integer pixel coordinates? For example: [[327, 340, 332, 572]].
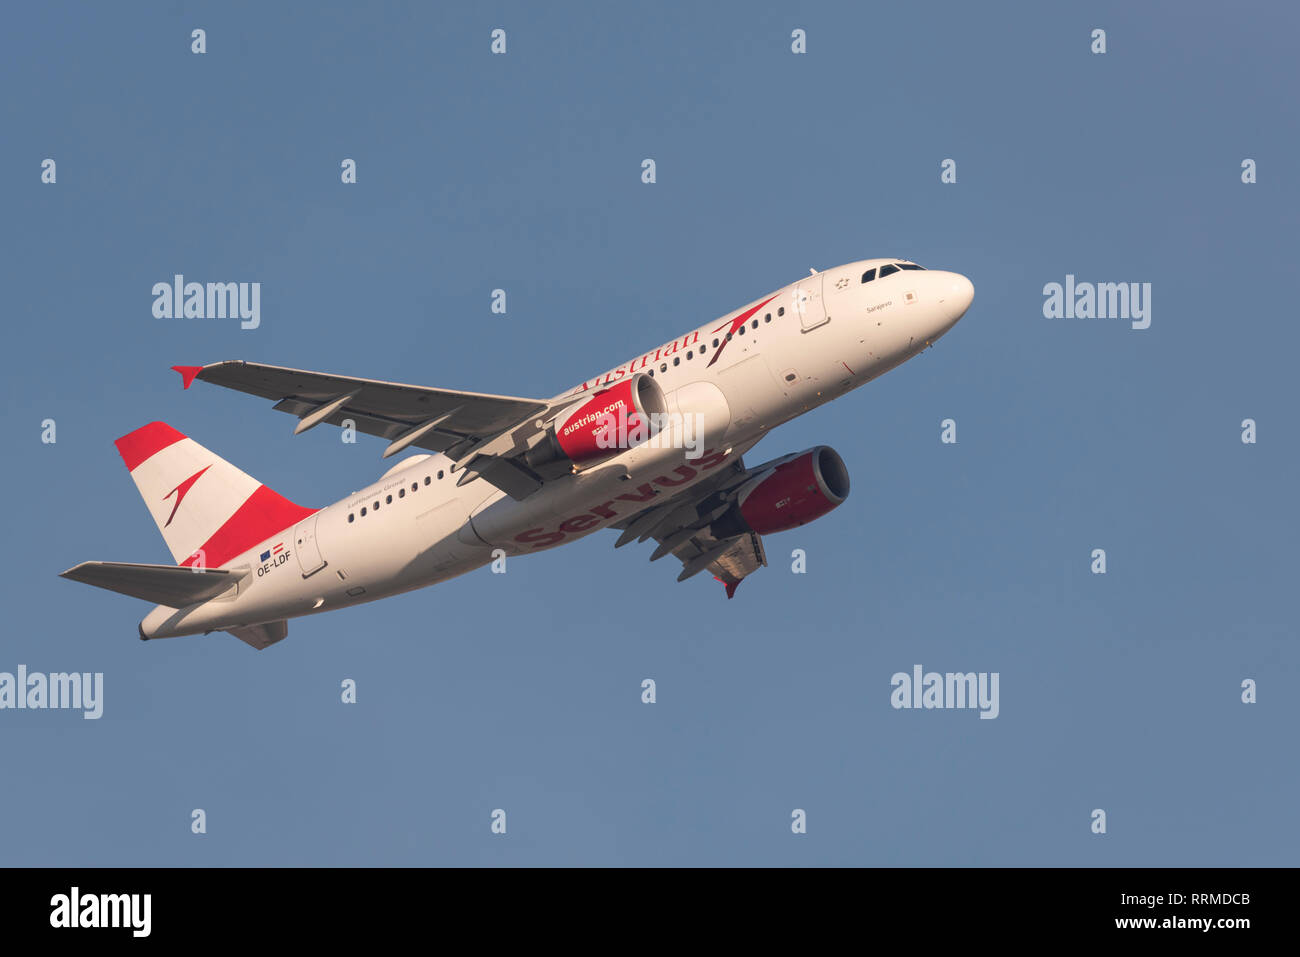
[[864, 262, 923, 283]]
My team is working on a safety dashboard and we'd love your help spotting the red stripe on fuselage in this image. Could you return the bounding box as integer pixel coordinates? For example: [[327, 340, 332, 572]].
[[181, 485, 316, 568], [115, 422, 187, 472], [706, 295, 779, 368]]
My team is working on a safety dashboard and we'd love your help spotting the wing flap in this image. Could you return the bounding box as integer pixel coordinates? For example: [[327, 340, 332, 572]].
[[702, 532, 767, 596], [609, 451, 768, 596]]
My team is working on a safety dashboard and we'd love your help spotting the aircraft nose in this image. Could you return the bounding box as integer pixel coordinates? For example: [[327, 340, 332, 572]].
[[925, 271, 973, 343], [946, 273, 974, 317]]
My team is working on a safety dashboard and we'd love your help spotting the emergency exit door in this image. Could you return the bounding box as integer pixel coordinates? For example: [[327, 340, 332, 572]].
[[794, 273, 829, 331]]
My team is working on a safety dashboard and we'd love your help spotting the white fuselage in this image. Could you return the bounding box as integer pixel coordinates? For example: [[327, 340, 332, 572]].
[[141, 259, 973, 638]]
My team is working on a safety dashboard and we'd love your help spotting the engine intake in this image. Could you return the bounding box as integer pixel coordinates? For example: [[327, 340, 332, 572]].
[[712, 446, 850, 537]]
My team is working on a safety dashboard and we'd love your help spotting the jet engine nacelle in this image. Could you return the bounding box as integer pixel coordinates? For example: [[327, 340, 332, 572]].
[[712, 446, 851, 537], [524, 373, 668, 471]]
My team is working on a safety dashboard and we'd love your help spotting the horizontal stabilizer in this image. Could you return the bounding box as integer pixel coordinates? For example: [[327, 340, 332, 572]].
[[226, 620, 288, 651], [60, 561, 244, 607]]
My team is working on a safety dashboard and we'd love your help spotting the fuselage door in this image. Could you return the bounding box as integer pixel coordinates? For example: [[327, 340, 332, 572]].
[[794, 273, 829, 331], [294, 513, 327, 577]]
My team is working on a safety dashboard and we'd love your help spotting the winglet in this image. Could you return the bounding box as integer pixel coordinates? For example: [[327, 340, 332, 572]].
[[171, 365, 203, 389], [714, 576, 741, 599]]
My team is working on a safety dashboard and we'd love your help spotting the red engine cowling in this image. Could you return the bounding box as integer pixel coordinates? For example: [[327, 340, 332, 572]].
[[526, 373, 668, 470], [716, 446, 850, 537]]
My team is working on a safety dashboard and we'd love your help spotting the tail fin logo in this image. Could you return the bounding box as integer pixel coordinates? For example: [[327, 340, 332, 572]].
[[163, 465, 212, 527]]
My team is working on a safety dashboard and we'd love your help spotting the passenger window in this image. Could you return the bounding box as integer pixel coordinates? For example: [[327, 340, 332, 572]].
[[878, 264, 900, 278], [861, 268, 876, 283], [386, 494, 393, 504], [437, 470, 444, 480], [764, 314, 771, 323], [751, 319, 758, 329], [660, 362, 667, 372], [360, 507, 367, 516], [686, 351, 693, 359], [778, 307, 785, 316], [348, 513, 354, 523], [424, 476, 430, 485], [700, 343, 707, 353], [712, 338, 719, 348], [411, 482, 417, 492], [738, 325, 745, 335], [398, 488, 405, 498], [673, 357, 680, 366], [373, 501, 380, 510]]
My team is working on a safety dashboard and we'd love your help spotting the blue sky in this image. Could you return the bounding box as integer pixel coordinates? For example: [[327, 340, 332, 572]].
[[2, 1, 1296, 865]]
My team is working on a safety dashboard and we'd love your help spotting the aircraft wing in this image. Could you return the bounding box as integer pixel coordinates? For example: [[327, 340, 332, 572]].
[[608, 454, 768, 598], [174, 361, 560, 499]]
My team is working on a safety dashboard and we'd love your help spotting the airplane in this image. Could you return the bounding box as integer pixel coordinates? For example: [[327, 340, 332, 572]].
[[61, 258, 973, 649]]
